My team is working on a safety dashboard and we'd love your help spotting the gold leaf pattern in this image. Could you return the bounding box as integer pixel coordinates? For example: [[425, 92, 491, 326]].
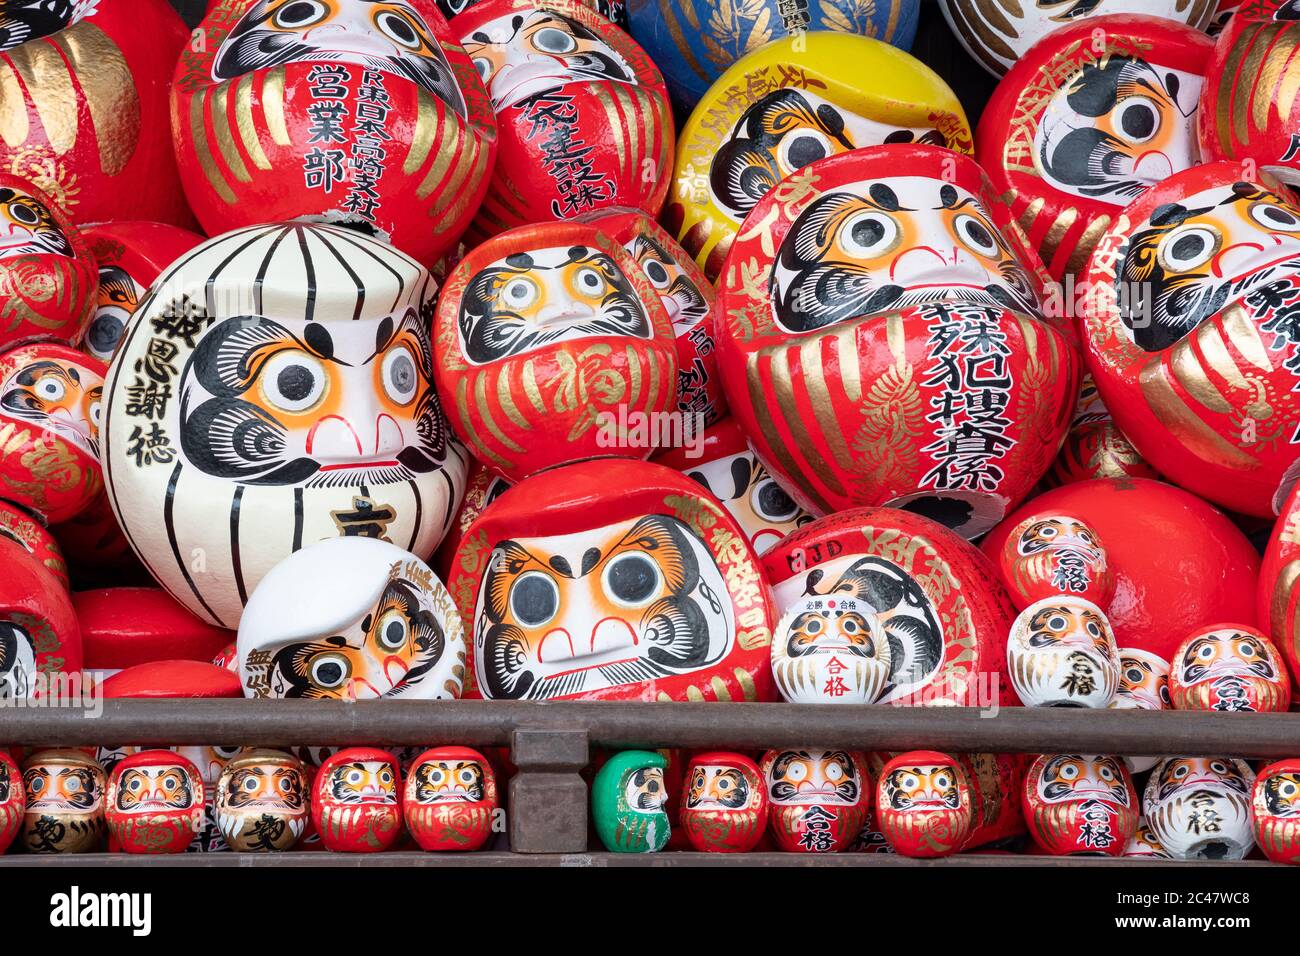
[[818, 0, 880, 36], [850, 361, 923, 493], [702, 0, 775, 67]]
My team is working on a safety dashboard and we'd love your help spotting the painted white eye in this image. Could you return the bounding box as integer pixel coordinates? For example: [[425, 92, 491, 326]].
[[428, 768, 445, 784], [1198, 643, 1216, 659], [89, 401, 102, 429], [603, 552, 661, 607], [309, 653, 350, 690], [1040, 526, 1058, 538], [1125, 667, 1144, 683], [34, 375, 65, 402], [1113, 96, 1160, 143], [778, 129, 831, 173], [128, 777, 143, 792], [509, 571, 559, 628], [375, 10, 422, 50], [839, 211, 899, 259], [379, 768, 393, 784], [346, 769, 364, 785], [278, 776, 295, 793], [1236, 640, 1257, 657], [903, 775, 918, 789], [751, 476, 798, 522], [273, 0, 329, 29], [934, 774, 949, 789], [261, 351, 326, 413], [501, 276, 539, 310], [1282, 781, 1297, 797], [785, 762, 807, 782], [954, 213, 1000, 257], [1173, 764, 1189, 778], [1210, 761, 1229, 775], [242, 777, 259, 791], [381, 345, 419, 406], [8, 201, 40, 227], [1048, 615, 1069, 632], [1250, 201, 1300, 231], [375, 610, 409, 652], [532, 26, 577, 54], [573, 266, 607, 298], [29, 776, 44, 793], [1158, 225, 1219, 272], [1098, 764, 1115, 781], [473, 57, 492, 81], [825, 761, 844, 781], [458, 768, 475, 784], [1086, 620, 1101, 638], [640, 257, 671, 289], [1060, 764, 1079, 779]]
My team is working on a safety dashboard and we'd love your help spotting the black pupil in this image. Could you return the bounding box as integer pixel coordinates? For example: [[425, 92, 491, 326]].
[[757, 481, 796, 519], [850, 217, 886, 249], [390, 354, 414, 392], [385, 620, 404, 645], [280, 1, 319, 25], [1120, 104, 1156, 139], [514, 575, 557, 625], [608, 555, 656, 603], [538, 29, 568, 51], [1265, 207, 1295, 225], [12, 205, 37, 224], [964, 220, 993, 249], [88, 314, 124, 354], [384, 13, 416, 42], [646, 262, 667, 283], [786, 135, 828, 169], [315, 660, 343, 685], [1170, 233, 1206, 261], [277, 364, 315, 402]]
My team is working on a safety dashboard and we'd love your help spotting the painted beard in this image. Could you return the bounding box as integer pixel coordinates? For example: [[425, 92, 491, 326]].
[[771, 602, 891, 704], [1008, 598, 1119, 707], [770, 177, 1040, 334], [1036, 56, 1199, 203], [177, 309, 450, 489], [212, 0, 467, 117], [457, 245, 651, 364], [0, 187, 72, 259], [461, 10, 636, 110], [474, 514, 734, 700], [0, 621, 36, 700]]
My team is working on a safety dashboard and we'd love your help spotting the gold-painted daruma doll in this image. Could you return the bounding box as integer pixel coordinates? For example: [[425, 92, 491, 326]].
[[21, 749, 105, 853], [215, 749, 310, 852]]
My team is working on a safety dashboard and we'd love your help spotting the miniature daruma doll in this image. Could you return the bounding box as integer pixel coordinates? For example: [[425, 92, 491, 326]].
[[456, 0, 672, 238], [1111, 648, 1171, 774], [762, 749, 870, 854], [311, 748, 403, 853], [0, 536, 83, 700], [0, 342, 107, 524], [1169, 624, 1291, 713], [101, 222, 470, 630], [173, 0, 497, 265], [678, 752, 767, 853], [1253, 759, 1300, 865], [215, 749, 310, 852], [592, 750, 670, 853], [994, 513, 1114, 610], [433, 220, 677, 482], [1144, 757, 1256, 861], [106, 750, 205, 854], [1023, 754, 1138, 857], [237, 537, 466, 701], [21, 749, 105, 853], [875, 751, 973, 858], [714, 145, 1076, 538], [1080, 162, 1300, 517], [404, 746, 498, 851], [0, 750, 23, 853], [770, 595, 891, 705], [1007, 596, 1120, 708]]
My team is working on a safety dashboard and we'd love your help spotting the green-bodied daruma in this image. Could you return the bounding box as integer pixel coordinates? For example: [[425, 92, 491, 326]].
[[591, 751, 670, 853]]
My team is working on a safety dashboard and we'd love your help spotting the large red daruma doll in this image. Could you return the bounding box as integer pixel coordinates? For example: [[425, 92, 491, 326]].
[[1080, 162, 1300, 517], [0, 176, 97, 350], [454, 0, 673, 238], [0, 0, 191, 227], [173, 0, 497, 266], [715, 145, 1078, 540], [977, 15, 1213, 280], [447, 459, 776, 702], [433, 220, 677, 482], [1261, 481, 1300, 684]]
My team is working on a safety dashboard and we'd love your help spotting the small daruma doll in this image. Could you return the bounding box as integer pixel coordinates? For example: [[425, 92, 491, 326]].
[[434, 220, 677, 482], [714, 144, 1076, 538], [994, 513, 1114, 610], [237, 537, 466, 701], [770, 596, 891, 705], [105, 750, 205, 854], [21, 749, 105, 853], [1023, 754, 1138, 857], [456, 0, 672, 237], [1111, 648, 1172, 774], [102, 222, 470, 630], [1144, 757, 1256, 861], [875, 751, 973, 858], [0, 537, 82, 700], [591, 750, 670, 853], [1169, 624, 1292, 713], [174, 0, 497, 265], [1007, 596, 1120, 708], [311, 748, 403, 853], [215, 749, 310, 852], [761, 749, 870, 854], [1080, 162, 1300, 518], [678, 752, 767, 853], [1252, 758, 1300, 865], [0, 177, 97, 350], [404, 746, 498, 851], [0, 750, 23, 853], [0, 342, 106, 523]]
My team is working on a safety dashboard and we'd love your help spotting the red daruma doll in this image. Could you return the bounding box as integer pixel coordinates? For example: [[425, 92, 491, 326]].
[[1022, 754, 1138, 857], [1168, 624, 1292, 713], [0, 750, 23, 853], [403, 746, 498, 851], [1253, 759, 1300, 866], [761, 749, 870, 853], [105, 750, 205, 854], [312, 748, 404, 853], [678, 752, 767, 853], [875, 751, 973, 858]]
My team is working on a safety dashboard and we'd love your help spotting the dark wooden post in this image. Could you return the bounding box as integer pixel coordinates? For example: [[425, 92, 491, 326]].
[[508, 727, 589, 853]]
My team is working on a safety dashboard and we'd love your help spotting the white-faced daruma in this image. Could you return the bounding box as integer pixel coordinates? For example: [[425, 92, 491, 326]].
[[102, 222, 470, 629]]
